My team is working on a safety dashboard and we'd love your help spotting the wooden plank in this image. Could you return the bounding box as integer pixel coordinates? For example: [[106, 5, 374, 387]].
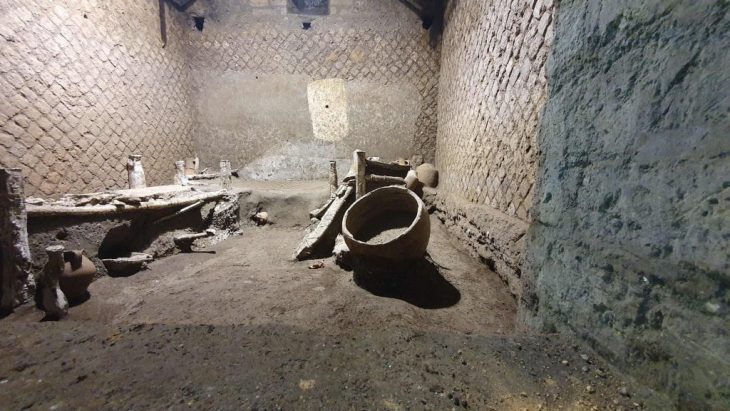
[[293, 185, 354, 260]]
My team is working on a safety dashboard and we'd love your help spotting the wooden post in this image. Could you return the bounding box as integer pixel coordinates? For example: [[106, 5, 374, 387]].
[[127, 154, 147, 189], [0, 168, 34, 312], [220, 160, 232, 190], [354, 150, 366, 199], [328, 160, 338, 196], [174, 160, 188, 186], [159, 0, 167, 48]]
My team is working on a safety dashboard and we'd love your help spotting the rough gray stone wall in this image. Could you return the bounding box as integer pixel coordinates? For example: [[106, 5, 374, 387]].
[[432, 0, 554, 301], [185, 0, 440, 178], [526, 1, 730, 408], [0, 0, 195, 197]]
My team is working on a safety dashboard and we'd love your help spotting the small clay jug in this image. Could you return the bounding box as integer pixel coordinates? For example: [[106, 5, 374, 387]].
[[59, 250, 96, 300]]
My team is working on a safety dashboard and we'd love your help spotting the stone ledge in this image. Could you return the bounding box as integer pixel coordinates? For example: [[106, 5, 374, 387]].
[[424, 188, 529, 301]]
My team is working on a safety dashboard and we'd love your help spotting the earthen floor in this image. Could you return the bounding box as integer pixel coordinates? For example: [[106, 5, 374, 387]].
[[1, 221, 670, 409]]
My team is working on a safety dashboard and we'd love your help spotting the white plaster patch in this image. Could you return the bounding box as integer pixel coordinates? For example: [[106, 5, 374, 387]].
[[307, 78, 349, 142]]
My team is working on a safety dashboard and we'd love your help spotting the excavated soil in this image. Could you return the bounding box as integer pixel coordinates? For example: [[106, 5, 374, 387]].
[[0, 220, 670, 409], [356, 212, 414, 244]]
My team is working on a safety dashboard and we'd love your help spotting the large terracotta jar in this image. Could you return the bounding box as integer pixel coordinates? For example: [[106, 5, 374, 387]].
[[60, 250, 96, 300], [342, 186, 431, 261]]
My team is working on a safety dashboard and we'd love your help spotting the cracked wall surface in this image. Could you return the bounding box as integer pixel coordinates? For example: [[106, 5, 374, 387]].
[[0, 0, 195, 197], [185, 0, 440, 179], [526, 1, 730, 408]]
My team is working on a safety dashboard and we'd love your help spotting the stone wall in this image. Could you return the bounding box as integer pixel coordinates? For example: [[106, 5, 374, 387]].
[[432, 0, 554, 301], [526, 0, 730, 408], [0, 0, 195, 197], [184, 0, 440, 180]]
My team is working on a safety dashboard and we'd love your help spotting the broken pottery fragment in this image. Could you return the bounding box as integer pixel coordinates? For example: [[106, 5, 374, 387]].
[[174, 229, 215, 253], [410, 154, 424, 168], [41, 245, 69, 319], [308, 261, 325, 269], [102, 253, 153, 277]]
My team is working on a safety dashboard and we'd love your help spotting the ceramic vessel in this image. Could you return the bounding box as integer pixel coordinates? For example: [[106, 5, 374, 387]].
[[342, 185, 430, 261], [59, 250, 96, 300], [416, 163, 439, 188]]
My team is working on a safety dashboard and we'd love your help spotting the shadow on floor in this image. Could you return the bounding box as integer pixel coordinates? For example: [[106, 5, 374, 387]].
[[353, 256, 460, 309]]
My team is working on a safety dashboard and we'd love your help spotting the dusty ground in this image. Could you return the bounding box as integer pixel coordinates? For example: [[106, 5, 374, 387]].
[[1, 216, 671, 409], [10, 221, 516, 335]]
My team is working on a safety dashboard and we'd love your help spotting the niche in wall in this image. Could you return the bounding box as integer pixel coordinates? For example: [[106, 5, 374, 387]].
[[288, 0, 329, 16]]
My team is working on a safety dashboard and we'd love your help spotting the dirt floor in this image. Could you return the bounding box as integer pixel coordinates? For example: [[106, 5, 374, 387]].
[[1, 218, 671, 409]]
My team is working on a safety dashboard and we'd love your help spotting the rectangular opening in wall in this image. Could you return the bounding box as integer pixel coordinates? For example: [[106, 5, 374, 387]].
[[288, 0, 329, 16]]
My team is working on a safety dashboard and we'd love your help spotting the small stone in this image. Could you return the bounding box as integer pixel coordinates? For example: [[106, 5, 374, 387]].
[[618, 386, 629, 397], [586, 385, 595, 393], [580, 354, 590, 362], [252, 211, 269, 225], [298, 379, 316, 390], [520, 391, 528, 397], [561, 360, 569, 366], [582, 366, 589, 373], [703, 301, 721, 314], [26, 196, 45, 205], [119, 196, 142, 206], [308, 261, 325, 269]]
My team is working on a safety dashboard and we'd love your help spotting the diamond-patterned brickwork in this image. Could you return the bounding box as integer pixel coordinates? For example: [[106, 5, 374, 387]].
[[185, 9, 440, 163], [0, 0, 195, 197], [436, 0, 554, 222]]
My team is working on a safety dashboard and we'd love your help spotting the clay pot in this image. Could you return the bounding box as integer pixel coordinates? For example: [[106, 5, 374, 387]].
[[342, 186, 430, 261], [59, 250, 96, 300], [404, 169, 424, 197], [416, 163, 439, 188]]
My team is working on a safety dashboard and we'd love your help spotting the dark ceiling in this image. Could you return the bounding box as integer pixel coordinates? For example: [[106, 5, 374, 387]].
[[166, 0, 197, 11], [164, 0, 445, 43]]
